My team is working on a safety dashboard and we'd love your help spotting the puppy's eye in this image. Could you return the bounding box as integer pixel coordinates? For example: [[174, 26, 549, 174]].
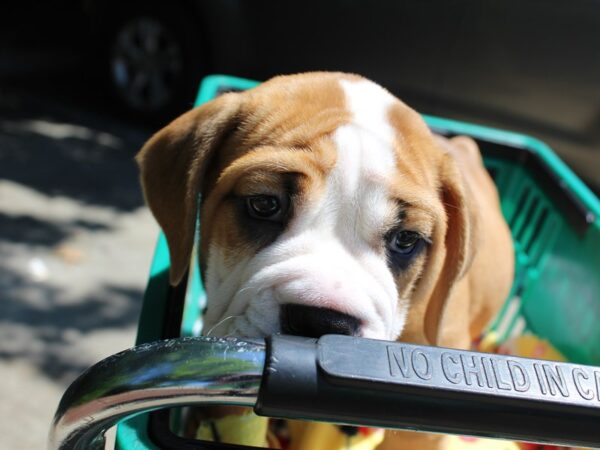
[[387, 230, 422, 255], [246, 195, 282, 220]]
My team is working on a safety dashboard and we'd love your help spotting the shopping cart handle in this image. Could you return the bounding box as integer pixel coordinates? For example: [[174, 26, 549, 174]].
[[256, 335, 600, 448], [48, 337, 266, 450], [49, 335, 600, 450]]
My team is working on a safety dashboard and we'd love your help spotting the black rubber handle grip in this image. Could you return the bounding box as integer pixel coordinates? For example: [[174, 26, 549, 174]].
[[255, 335, 600, 448]]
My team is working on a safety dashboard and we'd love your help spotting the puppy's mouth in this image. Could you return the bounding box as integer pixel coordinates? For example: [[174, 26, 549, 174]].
[[279, 303, 362, 338], [204, 304, 363, 340]]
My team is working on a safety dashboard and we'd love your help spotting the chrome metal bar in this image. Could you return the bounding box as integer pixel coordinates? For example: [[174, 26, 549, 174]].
[[48, 337, 266, 450]]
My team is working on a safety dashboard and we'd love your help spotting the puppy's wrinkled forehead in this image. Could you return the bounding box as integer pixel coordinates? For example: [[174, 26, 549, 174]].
[[207, 72, 436, 198], [240, 73, 354, 146]]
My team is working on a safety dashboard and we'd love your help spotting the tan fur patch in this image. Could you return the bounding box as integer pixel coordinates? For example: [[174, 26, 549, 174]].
[[199, 73, 356, 268]]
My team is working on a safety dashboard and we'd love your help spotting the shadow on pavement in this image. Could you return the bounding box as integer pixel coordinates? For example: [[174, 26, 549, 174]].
[[0, 266, 142, 382], [0, 214, 71, 247], [0, 95, 150, 211]]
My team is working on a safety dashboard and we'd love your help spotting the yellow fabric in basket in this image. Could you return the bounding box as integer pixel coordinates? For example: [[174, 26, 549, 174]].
[[196, 412, 385, 449], [196, 411, 270, 447], [440, 435, 521, 450], [286, 421, 384, 450], [195, 411, 521, 450], [497, 333, 566, 362]]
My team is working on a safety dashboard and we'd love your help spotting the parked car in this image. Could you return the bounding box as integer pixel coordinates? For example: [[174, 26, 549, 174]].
[[84, 0, 600, 191]]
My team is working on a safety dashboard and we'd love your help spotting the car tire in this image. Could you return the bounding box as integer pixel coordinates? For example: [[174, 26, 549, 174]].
[[102, 2, 208, 124]]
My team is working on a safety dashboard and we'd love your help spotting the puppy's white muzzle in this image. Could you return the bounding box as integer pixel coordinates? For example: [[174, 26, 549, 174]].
[[203, 238, 405, 340]]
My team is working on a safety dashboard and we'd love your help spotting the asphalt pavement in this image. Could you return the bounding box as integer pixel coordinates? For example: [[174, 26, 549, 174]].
[[0, 21, 158, 448]]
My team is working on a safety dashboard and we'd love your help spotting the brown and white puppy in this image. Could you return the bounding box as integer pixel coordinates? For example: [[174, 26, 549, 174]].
[[137, 72, 514, 445]]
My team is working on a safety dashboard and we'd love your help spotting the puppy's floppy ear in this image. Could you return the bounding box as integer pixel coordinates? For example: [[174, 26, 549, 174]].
[[424, 138, 480, 345], [136, 93, 241, 285]]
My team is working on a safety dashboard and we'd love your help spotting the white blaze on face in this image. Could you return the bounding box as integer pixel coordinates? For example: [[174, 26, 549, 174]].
[[203, 79, 407, 340]]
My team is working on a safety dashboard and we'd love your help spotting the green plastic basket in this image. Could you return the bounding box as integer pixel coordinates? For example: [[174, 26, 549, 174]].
[[115, 75, 600, 449]]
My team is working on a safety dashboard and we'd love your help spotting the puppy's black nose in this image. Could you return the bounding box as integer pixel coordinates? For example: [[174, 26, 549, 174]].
[[280, 304, 361, 338]]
